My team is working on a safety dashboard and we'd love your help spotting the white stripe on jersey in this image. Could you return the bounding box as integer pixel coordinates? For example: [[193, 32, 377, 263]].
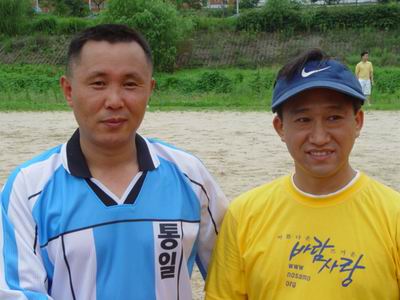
[[48, 229, 97, 300], [153, 221, 193, 300], [7, 152, 63, 294], [179, 222, 198, 297], [148, 141, 227, 271]]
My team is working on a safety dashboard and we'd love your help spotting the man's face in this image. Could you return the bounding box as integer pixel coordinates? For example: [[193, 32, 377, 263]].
[[362, 53, 369, 62], [273, 88, 363, 184], [60, 41, 155, 150]]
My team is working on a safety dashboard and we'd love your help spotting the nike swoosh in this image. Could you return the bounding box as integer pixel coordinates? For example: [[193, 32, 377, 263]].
[[301, 66, 331, 78]]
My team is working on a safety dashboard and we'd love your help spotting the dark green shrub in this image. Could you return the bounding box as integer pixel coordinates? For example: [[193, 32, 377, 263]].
[[196, 71, 233, 93], [0, 0, 31, 36], [105, 0, 193, 72], [57, 17, 93, 34], [237, 0, 305, 32], [53, 0, 90, 17], [240, 0, 260, 9], [31, 16, 58, 34], [236, 3, 400, 33]]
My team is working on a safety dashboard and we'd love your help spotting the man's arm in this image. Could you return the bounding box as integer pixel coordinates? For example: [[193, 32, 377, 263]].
[[0, 170, 52, 299], [194, 166, 228, 278], [355, 63, 360, 79], [205, 209, 247, 300], [370, 63, 374, 84]]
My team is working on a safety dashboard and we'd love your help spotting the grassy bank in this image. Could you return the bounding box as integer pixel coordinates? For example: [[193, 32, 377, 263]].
[[1, 64, 399, 111]]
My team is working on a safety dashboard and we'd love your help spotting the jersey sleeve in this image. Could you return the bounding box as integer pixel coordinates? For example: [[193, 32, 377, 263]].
[[194, 164, 228, 278], [205, 209, 247, 300], [0, 169, 53, 299]]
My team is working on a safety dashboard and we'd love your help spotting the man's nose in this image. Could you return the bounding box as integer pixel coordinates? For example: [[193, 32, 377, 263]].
[[308, 121, 330, 145], [105, 87, 124, 109]]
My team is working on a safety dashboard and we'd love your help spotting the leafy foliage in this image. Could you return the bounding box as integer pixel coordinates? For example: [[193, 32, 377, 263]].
[[237, 2, 400, 33], [48, 0, 90, 17], [240, 0, 260, 9], [104, 0, 193, 72], [0, 0, 31, 36], [1, 65, 399, 111]]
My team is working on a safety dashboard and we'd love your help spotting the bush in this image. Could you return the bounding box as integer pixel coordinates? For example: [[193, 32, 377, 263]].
[[31, 16, 58, 35], [196, 71, 233, 93], [104, 0, 193, 72], [56, 17, 93, 34], [0, 0, 31, 36], [53, 0, 90, 17], [236, 2, 400, 33], [237, 0, 304, 32]]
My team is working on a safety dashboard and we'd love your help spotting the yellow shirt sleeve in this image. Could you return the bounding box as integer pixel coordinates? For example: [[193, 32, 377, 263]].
[[205, 209, 247, 300]]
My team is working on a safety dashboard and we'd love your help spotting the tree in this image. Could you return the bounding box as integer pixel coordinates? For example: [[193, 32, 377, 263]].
[[105, 0, 193, 71]]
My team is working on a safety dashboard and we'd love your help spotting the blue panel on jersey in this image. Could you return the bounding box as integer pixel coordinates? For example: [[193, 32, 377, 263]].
[[135, 157, 201, 220], [93, 221, 156, 300], [34, 156, 201, 246]]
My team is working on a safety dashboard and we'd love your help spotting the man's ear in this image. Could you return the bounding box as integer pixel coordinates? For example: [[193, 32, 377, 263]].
[[60, 75, 73, 108], [273, 115, 285, 142], [354, 109, 364, 138]]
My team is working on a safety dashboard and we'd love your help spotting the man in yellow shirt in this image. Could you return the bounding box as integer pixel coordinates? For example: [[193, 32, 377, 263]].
[[355, 51, 374, 105], [205, 48, 400, 300]]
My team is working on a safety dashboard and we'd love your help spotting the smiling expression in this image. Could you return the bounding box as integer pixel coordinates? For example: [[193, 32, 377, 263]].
[[273, 88, 364, 188]]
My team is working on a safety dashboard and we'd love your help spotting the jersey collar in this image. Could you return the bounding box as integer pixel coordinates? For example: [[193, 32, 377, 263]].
[[64, 129, 158, 178]]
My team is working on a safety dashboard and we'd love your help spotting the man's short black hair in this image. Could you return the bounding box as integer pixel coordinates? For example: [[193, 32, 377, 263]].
[[274, 48, 362, 119], [361, 51, 369, 57], [66, 24, 153, 76]]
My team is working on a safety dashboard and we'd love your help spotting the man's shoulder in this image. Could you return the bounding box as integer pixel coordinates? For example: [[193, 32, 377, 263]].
[[146, 137, 204, 169], [362, 174, 400, 205], [17, 145, 63, 171], [230, 176, 288, 214], [2, 144, 64, 203]]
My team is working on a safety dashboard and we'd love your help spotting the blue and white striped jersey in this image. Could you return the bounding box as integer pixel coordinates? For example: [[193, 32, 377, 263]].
[[0, 130, 228, 300]]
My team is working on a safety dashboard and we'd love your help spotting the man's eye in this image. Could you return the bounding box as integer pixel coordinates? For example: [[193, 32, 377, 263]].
[[90, 81, 105, 87], [124, 82, 138, 88], [295, 117, 310, 123], [328, 115, 342, 121]]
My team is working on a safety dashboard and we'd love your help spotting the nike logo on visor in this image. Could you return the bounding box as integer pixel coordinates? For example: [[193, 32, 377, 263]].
[[301, 66, 331, 78]]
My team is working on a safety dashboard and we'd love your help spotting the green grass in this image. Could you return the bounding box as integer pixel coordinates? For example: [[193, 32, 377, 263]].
[[0, 64, 399, 111]]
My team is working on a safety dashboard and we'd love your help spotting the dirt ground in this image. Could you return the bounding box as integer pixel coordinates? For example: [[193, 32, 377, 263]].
[[1, 111, 399, 299]]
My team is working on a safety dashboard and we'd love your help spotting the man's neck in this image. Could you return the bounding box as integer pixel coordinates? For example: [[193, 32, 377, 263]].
[[293, 167, 357, 196], [80, 136, 140, 198]]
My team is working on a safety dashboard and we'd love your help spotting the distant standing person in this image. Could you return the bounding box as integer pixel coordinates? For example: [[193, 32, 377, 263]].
[[355, 51, 374, 105]]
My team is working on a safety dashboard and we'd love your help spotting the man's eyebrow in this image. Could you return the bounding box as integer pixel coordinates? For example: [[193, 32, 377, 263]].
[[123, 72, 146, 79], [86, 71, 107, 79], [288, 107, 310, 115]]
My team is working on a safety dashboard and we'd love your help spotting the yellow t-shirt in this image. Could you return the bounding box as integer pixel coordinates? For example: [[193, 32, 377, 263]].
[[205, 173, 400, 300], [355, 61, 373, 80]]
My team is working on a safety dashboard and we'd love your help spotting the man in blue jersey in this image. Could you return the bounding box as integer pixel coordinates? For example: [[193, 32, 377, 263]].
[[0, 24, 227, 299]]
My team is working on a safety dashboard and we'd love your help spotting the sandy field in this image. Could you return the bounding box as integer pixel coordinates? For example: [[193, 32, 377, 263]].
[[1, 111, 400, 298]]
